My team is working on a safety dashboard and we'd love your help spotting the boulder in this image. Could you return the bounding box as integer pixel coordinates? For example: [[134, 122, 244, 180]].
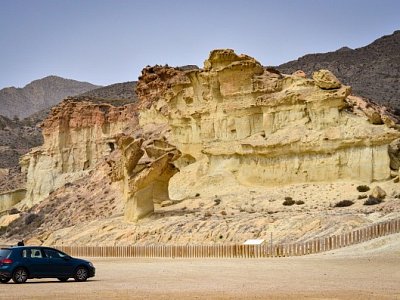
[[371, 186, 386, 199], [388, 138, 400, 170], [312, 69, 341, 89], [292, 70, 306, 78]]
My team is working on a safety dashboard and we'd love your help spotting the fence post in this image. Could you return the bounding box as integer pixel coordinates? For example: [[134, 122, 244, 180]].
[[50, 219, 400, 259]]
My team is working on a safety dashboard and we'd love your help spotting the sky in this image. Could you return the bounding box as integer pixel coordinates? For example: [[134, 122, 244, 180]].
[[0, 0, 399, 88]]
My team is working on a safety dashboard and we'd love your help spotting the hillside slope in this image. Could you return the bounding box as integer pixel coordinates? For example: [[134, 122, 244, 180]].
[[0, 80, 141, 194], [79, 81, 137, 103], [278, 30, 400, 110], [0, 76, 100, 118]]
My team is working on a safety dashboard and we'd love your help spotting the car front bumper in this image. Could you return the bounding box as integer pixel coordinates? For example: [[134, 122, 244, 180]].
[[88, 267, 95, 278]]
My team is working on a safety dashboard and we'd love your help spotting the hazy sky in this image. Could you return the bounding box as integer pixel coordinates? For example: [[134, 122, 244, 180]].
[[1, 0, 399, 88]]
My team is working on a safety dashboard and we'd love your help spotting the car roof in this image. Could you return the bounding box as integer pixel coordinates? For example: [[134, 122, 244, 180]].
[[3, 246, 58, 250]]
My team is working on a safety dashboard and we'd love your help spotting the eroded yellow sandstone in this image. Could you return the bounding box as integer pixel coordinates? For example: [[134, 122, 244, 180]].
[[137, 49, 400, 200], [20, 99, 138, 207], [16, 49, 400, 224]]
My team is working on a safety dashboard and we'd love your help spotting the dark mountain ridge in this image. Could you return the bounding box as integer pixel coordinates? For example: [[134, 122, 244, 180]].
[[278, 30, 400, 110]]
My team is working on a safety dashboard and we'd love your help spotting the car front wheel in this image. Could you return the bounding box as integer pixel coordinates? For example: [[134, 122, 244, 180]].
[[74, 267, 88, 282], [12, 268, 28, 284], [0, 277, 11, 283]]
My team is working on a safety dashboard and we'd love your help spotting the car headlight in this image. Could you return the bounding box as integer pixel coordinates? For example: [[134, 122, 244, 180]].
[[88, 262, 94, 268]]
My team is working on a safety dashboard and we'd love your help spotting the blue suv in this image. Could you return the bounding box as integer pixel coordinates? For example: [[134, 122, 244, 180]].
[[0, 246, 95, 284]]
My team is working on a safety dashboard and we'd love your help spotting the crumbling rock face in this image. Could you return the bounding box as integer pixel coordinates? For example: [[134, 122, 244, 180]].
[[137, 49, 400, 199], [20, 98, 138, 207], [16, 94, 180, 222], [345, 95, 400, 128], [110, 126, 180, 222], [136, 66, 190, 110]]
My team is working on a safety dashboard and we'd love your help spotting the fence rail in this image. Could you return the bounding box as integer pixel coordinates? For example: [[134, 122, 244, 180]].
[[54, 218, 400, 258]]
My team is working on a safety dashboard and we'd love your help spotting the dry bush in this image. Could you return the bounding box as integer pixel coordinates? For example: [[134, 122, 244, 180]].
[[364, 196, 383, 206], [214, 198, 221, 205], [357, 185, 370, 192], [283, 197, 295, 206], [334, 200, 354, 207]]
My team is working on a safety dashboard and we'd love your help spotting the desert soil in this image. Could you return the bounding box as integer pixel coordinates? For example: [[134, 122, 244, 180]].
[[1, 234, 400, 299]]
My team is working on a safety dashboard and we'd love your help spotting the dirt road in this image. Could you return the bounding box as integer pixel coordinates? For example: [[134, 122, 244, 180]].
[[1, 253, 399, 299]]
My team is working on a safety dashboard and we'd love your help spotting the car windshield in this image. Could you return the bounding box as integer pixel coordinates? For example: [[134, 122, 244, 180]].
[[0, 249, 11, 258]]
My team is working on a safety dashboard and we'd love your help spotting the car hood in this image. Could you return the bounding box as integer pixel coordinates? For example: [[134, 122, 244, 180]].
[[72, 257, 92, 265]]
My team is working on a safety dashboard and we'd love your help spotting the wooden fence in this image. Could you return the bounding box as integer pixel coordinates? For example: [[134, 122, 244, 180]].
[[54, 218, 400, 258]]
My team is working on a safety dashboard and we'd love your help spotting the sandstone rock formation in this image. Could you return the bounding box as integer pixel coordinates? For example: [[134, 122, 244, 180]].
[[0, 189, 26, 212], [19, 98, 138, 207], [137, 49, 400, 201], [112, 131, 180, 221], [3, 49, 400, 245], [17, 95, 180, 222]]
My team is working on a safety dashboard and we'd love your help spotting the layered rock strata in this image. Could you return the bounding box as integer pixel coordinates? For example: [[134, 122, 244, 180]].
[[20, 98, 138, 207], [137, 49, 400, 199], [0, 189, 26, 212]]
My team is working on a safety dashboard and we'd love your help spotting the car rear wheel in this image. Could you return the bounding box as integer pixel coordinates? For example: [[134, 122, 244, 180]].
[[74, 266, 88, 282], [12, 268, 28, 284], [57, 277, 69, 282], [0, 277, 11, 283]]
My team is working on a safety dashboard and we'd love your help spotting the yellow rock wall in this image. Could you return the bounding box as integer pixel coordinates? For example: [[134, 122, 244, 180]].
[[0, 188, 26, 212], [20, 100, 137, 207], [136, 49, 400, 199]]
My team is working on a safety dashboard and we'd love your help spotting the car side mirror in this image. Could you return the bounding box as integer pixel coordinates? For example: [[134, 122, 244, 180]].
[[63, 255, 72, 260]]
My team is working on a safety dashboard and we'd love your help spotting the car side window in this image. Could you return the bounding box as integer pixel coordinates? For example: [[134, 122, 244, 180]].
[[44, 249, 62, 259], [30, 248, 44, 259], [22, 249, 31, 258]]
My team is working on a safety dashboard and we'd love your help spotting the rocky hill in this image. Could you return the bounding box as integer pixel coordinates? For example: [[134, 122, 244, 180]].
[[0, 76, 100, 119], [0, 80, 143, 195], [79, 81, 137, 103], [2, 49, 400, 245], [278, 30, 400, 110], [0, 115, 43, 193]]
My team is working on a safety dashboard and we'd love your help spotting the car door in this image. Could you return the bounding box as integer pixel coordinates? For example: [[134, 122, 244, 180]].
[[43, 248, 75, 277], [22, 248, 48, 277]]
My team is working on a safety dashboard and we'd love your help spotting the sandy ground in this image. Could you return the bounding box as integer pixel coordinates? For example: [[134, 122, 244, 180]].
[[1, 234, 400, 299], [4, 179, 399, 247]]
